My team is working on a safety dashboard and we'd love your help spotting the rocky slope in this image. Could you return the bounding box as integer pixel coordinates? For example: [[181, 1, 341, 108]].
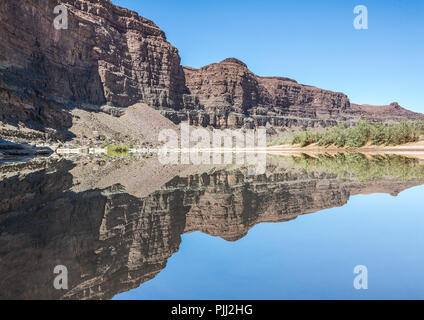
[[0, 0, 423, 142], [0, 157, 423, 299]]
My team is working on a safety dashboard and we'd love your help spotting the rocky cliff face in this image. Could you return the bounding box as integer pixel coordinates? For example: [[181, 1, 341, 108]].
[[1, 158, 423, 299], [0, 0, 422, 138], [164, 58, 423, 129], [179, 58, 350, 127], [172, 58, 350, 128], [0, 0, 187, 132]]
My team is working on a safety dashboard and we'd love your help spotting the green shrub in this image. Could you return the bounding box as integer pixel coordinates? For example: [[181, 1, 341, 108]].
[[106, 145, 130, 156], [386, 121, 419, 145], [370, 123, 387, 145], [290, 120, 422, 148], [291, 130, 322, 147]]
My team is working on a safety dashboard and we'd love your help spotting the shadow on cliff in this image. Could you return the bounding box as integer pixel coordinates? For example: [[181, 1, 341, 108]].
[[0, 50, 109, 142]]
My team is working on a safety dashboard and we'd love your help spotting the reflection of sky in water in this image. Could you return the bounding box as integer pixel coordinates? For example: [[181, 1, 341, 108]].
[[115, 185, 424, 300]]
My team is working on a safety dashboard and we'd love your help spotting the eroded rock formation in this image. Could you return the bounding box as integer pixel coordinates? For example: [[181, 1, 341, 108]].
[[164, 58, 423, 129], [0, 0, 423, 139], [0, 0, 187, 132]]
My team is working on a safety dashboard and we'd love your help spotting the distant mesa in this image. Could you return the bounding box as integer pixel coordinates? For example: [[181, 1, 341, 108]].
[[219, 57, 248, 67]]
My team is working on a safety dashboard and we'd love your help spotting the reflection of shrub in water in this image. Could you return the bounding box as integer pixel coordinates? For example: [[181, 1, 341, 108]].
[[291, 153, 424, 181]]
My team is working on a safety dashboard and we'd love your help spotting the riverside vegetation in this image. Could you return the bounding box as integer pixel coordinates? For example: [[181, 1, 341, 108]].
[[290, 120, 424, 148], [291, 153, 424, 181]]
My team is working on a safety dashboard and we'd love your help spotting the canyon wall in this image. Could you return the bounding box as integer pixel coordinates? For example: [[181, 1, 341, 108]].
[[163, 58, 423, 129], [0, 0, 187, 132], [0, 0, 422, 139]]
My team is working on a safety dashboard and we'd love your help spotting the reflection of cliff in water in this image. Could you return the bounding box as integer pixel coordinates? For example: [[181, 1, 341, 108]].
[[0, 155, 423, 300]]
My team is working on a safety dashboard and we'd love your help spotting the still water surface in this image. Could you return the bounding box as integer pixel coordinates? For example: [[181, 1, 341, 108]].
[[116, 185, 424, 300], [0, 153, 423, 299]]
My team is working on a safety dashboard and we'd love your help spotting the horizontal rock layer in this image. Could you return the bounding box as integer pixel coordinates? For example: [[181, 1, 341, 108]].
[[0, 0, 186, 131], [0, 0, 422, 137], [173, 58, 424, 128]]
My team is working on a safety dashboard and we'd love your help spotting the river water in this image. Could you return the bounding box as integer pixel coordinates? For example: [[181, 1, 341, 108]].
[[1, 153, 423, 299]]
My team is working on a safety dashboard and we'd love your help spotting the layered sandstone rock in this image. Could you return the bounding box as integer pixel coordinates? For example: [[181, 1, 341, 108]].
[[170, 58, 423, 129], [0, 0, 186, 132]]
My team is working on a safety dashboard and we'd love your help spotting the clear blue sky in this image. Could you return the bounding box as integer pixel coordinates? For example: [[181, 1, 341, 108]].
[[112, 0, 424, 113]]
